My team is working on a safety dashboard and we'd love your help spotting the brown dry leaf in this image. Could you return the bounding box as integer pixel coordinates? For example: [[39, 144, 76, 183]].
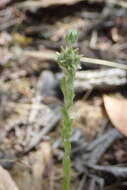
[[0, 0, 11, 8], [32, 142, 53, 190], [103, 95, 127, 136], [110, 27, 119, 42], [0, 166, 19, 190], [11, 142, 53, 190]]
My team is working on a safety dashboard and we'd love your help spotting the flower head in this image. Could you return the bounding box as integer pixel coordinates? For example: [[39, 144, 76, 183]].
[[65, 29, 79, 45], [57, 29, 81, 72]]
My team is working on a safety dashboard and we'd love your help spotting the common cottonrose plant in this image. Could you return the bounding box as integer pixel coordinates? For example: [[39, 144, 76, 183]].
[[57, 29, 81, 190]]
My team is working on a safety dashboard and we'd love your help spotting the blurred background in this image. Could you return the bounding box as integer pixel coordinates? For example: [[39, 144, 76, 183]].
[[0, 0, 127, 190]]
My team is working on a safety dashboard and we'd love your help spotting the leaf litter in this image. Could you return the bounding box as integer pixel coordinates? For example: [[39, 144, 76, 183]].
[[0, 0, 127, 190]]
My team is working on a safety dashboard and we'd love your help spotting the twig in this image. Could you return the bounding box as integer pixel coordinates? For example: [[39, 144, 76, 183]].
[[86, 128, 122, 165], [77, 175, 87, 190], [81, 57, 127, 70], [25, 50, 127, 70], [56, 68, 127, 91], [15, 0, 82, 9]]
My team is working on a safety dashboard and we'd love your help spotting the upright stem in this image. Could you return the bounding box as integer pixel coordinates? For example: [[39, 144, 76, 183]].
[[57, 29, 81, 190], [61, 70, 75, 190]]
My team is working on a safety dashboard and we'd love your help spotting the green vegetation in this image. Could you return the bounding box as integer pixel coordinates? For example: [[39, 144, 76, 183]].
[[57, 29, 81, 190]]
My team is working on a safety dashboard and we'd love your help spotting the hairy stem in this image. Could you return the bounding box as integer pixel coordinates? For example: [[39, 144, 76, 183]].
[[61, 70, 75, 190], [57, 29, 81, 190]]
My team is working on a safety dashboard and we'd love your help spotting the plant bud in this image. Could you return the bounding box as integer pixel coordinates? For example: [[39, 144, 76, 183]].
[[65, 29, 79, 45]]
